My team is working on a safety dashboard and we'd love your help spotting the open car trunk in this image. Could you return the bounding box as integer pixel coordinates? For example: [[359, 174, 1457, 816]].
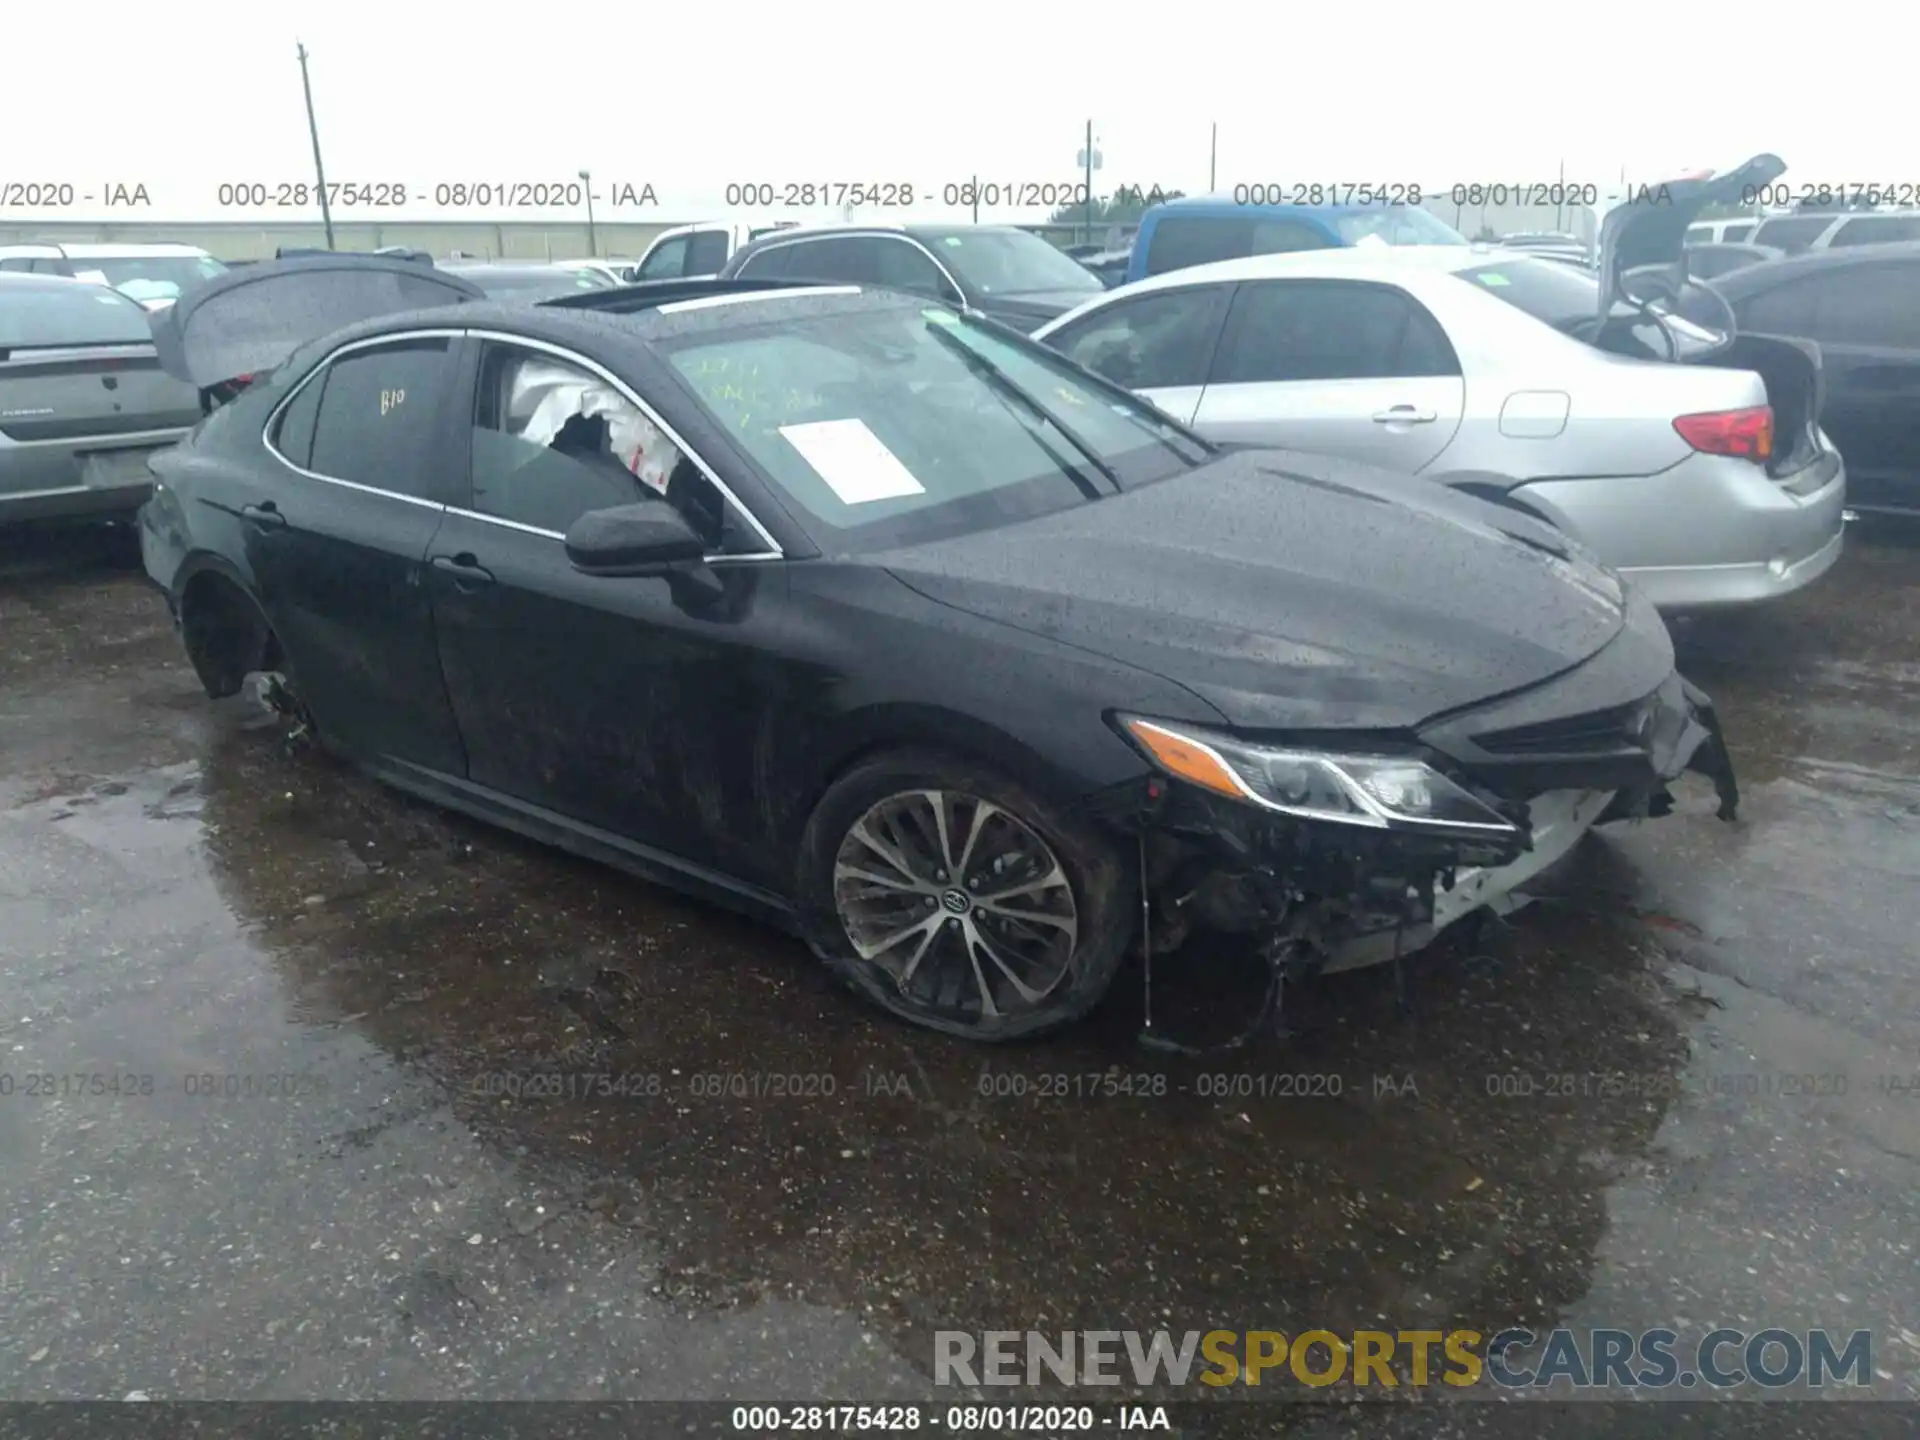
[[149, 254, 485, 407], [1707, 331, 1825, 477]]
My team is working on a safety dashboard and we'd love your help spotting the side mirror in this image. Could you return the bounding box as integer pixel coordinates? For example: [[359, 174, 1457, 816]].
[[565, 502, 706, 576]]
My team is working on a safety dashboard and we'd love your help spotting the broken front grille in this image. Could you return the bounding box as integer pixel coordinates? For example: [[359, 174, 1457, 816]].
[[1472, 699, 1650, 756]]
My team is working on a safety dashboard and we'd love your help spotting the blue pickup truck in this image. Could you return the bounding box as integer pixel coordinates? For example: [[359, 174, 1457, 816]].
[[1124, 196, 1465, 284]]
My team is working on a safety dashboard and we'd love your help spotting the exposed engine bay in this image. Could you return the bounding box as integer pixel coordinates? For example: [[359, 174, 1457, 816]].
[[1088, 676, 1740, 1048]]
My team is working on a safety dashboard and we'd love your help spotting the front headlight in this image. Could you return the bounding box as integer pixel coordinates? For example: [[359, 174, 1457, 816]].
[[1119, 716, 1519, 838]]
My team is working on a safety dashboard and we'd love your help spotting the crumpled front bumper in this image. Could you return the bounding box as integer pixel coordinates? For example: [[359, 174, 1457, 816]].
[[1319, 675, 1738, 972], [1601, 671, 1740, 824], [1320, 785, 1616, 972]]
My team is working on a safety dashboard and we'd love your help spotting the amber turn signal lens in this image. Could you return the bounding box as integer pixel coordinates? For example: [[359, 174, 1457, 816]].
[[1122, 718, 1248, 800]]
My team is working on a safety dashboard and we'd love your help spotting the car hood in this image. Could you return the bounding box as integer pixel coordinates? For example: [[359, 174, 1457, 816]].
[[876, 449, 1631, 731], [148, 254, 485, 388], [1595, 153, 1784, 324]]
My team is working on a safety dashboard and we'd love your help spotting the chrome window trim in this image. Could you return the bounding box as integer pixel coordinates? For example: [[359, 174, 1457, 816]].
[[260, 326, 787, 556], [735, 231, 966, 301], [462, 328, 785, 557], [260, 326, 465, 511], [441, 498, 782, 563], [655, 285, 861, 314]]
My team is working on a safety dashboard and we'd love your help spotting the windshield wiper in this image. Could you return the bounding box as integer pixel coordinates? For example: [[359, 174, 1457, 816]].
[[923, 322, 1120, 496]]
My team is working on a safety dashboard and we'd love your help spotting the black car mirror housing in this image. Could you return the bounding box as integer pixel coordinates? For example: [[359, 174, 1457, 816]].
[[565, 502, 707, 576]]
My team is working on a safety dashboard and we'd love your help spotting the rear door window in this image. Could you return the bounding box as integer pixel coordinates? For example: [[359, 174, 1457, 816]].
[[1721, 222, 1756, 242], [1210, 280, 1459, 383], [306, 338, 457, 500], [1043, 285, 1232, 389], [1143, 216, 1333, 277]]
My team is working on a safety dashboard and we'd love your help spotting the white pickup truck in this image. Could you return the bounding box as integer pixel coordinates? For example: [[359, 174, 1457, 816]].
[[627, 221, 801, 282]]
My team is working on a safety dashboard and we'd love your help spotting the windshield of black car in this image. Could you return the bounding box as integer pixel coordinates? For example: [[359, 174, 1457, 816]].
[[923, 230, 1105, 297], [1460, 257, 1728, 352], [64, 254, 227, 305], [662, 304, 1207, 550], [0, 282, 155, 348]]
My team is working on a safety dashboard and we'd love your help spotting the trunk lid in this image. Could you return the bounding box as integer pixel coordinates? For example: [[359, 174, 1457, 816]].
[[148, 254, 485, 390], [0, 343, 200, 443], [877, 448, 1631, 731], [1595, 154, 1785, 325]]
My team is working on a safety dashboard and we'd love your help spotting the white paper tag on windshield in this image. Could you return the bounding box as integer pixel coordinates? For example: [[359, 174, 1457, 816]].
[[778, 419, 926, 504]]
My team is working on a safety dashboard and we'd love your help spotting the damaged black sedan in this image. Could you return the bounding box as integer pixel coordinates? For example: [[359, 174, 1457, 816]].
[[139, 259, 1738, 1040]]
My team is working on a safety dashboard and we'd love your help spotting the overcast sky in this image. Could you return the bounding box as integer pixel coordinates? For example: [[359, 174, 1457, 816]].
[[2, 0, 1903, 226]]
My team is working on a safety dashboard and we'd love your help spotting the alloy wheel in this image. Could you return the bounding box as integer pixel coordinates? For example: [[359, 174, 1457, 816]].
[[831, 788, 1080, 1024]]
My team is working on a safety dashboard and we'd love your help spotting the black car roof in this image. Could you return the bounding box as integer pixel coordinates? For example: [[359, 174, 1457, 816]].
[[296, 283, 935, 358], [1707, 239, 1920, 299]]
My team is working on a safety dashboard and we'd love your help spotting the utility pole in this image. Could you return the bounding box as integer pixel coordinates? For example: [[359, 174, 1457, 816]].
[[578, 169, 598, 256], [1210, 122, 1217, 192], [295, 42, 336, 250], [970, 174, 980, 224], [1078, 120, 1101, 246]]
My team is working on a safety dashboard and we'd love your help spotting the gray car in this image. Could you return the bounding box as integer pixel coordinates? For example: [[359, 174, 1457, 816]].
[[1035, 156, 1847, 612], [0, 274, 201, 526]]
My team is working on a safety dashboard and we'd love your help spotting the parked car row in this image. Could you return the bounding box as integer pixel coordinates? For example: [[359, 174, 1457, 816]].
[[1688, 209, 1920, 255], [3, 152, 1907, 1045], [0, 241, 228, 309]]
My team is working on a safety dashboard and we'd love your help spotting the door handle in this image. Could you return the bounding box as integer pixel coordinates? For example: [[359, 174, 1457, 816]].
[[431, 553, 495, 589], [240, 501, 286, 528], [1372, 405, 1438, 424]]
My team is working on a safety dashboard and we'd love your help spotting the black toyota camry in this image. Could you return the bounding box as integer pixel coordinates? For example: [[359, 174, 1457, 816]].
[[138, 256, 1739, 1041]]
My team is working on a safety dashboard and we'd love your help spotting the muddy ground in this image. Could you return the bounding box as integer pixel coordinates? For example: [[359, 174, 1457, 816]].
[[0, 522, 1914, 1438]]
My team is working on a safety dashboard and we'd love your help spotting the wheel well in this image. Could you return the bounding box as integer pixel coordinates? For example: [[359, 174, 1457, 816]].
[[797, 724, 1085, 844], [179, 570, 278, 699]]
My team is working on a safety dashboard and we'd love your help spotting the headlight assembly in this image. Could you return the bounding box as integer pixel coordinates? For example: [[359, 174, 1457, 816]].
[[1119, 716, 1518, 838]]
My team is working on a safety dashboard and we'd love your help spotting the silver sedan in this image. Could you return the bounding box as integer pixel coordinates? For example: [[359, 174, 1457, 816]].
[[1033, 245, 1847, 610]]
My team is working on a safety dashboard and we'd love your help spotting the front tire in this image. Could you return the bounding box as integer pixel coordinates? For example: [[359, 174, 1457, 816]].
[[795, 750, 1135, 1041]]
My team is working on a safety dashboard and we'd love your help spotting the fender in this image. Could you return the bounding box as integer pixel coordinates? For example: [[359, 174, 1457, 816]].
[[778, 701, 1146, 850]]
